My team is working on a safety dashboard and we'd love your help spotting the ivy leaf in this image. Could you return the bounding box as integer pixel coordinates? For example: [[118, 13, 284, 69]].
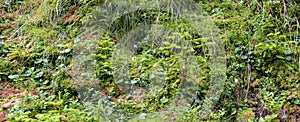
[[131, 79, 138, 84], [160, 97, 168, 103], [24, 70, 32, 76], [294, 99, 300, 105], [35, 71, 44, 78], [284, 50, 292, 55], [64, 48, 71, 53], [139, 113, 147, 119], [60, 48, 71, 54], [294, 34, 300, 41], [286, 56, 292, 61], [5, 0, 12, 5], [8, 75, 19, 80], [241, 55, 248, 59]]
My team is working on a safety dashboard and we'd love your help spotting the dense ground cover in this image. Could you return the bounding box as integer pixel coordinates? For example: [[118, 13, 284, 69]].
[[0, 0, 299, 121]]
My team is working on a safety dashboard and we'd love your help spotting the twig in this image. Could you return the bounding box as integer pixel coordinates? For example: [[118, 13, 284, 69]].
[[245, 62, 251, 99], [282, 0, 288, 16], [234, 77, 239, 116], [8, 22, 27, 40], [282, 0, 292, 40], [296, 19, 299, 73]]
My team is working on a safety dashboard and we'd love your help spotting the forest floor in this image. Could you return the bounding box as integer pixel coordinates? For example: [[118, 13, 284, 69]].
[[0, 82, 23, 121]]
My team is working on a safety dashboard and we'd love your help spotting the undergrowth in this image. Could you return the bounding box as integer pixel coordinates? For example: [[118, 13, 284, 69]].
[[0, 0, 299, 121]]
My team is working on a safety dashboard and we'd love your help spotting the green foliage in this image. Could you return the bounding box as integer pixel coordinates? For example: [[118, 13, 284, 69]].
[[0, 0, 300, 121], [200, 0, 300, 121], [8, 91, 95, 121], [237, 108, 255, 121]]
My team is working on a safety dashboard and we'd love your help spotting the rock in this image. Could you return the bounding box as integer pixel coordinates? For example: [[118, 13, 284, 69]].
[[0, 112, 8, 121], [2, 98, 22, 109]]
